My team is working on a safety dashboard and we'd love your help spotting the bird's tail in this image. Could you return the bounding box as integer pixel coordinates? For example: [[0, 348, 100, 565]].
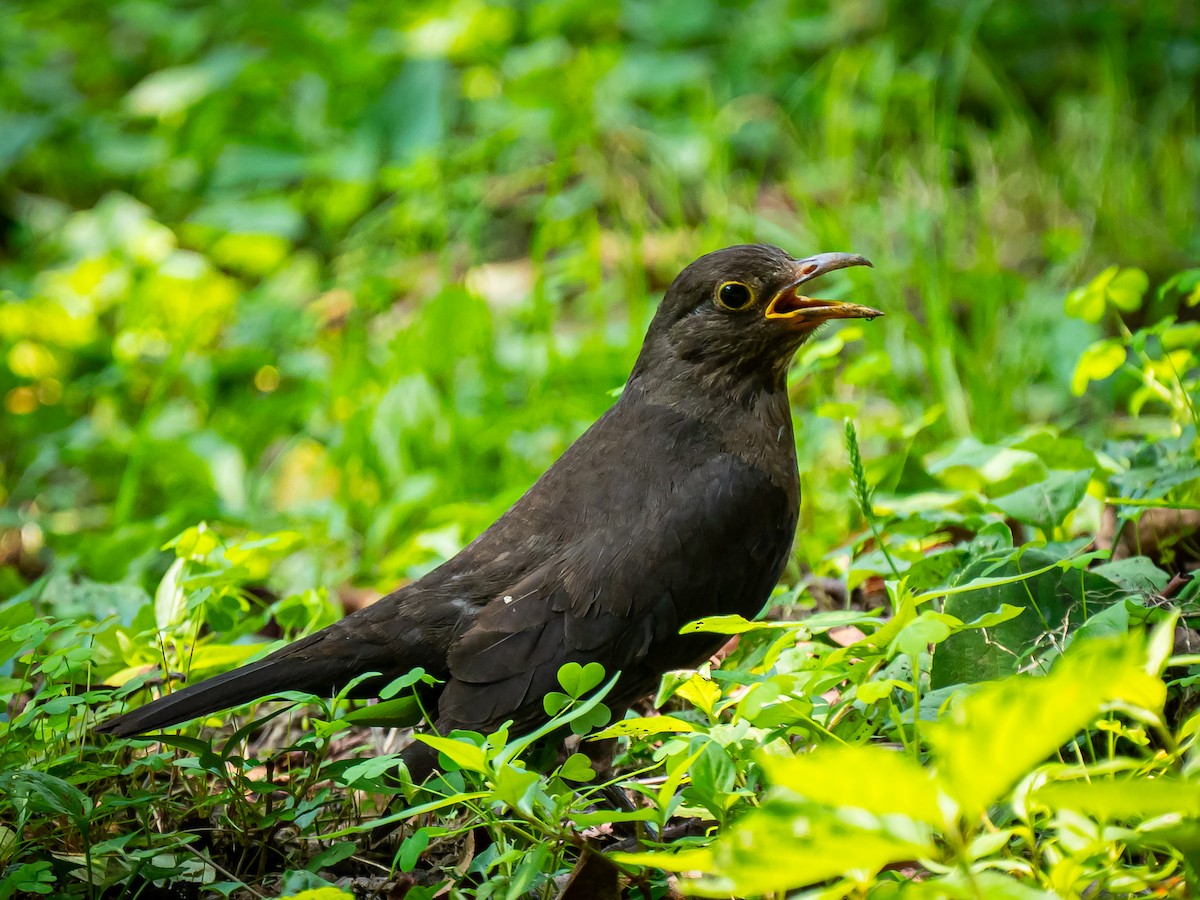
[[93, 633, 384, 738]]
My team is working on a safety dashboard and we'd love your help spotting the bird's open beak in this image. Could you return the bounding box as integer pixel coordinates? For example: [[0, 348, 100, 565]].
[[765, 252, 881, 326]]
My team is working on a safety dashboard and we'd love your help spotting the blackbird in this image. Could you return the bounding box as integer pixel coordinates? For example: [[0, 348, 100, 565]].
[[95, 244, 879, 778]]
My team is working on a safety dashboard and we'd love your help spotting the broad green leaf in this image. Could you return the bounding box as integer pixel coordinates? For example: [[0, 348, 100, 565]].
[[931, 548, 1128, 689], [1071, 602, 1131, 643], [759, 745, 944, 824], [925, 438, 1041, 491], [927, 634, 1165, 814], [304, 841, 356, 873], [397, 828, 431, 873], [414, 734, 487, 774], [1064, 284, 1105, 323], [990, 470, 1091, 530], [340, 754, 404, 786], [1092, 557, 1170, 594], [1163, 321, 1200, 350], [616, 803, 930, 896], [1033, 777, 1200, 819], [166, 523, 220, 561]]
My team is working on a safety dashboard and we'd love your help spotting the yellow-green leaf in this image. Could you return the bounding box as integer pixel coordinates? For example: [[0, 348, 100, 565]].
[[1033, 776, 1200, 819], [759, 745, 944, 824], [1071, 339, 1126, 396], [927, 633, 1165, 815], [590, 714, 697, 740], [414, 734, 487, 773]]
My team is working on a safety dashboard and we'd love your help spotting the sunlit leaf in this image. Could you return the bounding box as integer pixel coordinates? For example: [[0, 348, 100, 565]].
[[1071, 340, 1127, 396], [590, 715, 698, 740], [1033, 776, 1200, 819], [414, 734, 488, 774], [927, 633, 1166, 814], [616, 803, 931, 896], [153, 558, 188, 632], [759, 745, 944, 824]]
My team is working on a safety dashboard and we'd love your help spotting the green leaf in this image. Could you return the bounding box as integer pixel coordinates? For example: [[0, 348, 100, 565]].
[[558, 753, 596, 782], [759, 745, 944, 824], [569, 701, 610, 736], [491, 763, 542, 816], [990, 470, 1091, 530], [681, 614, 773, 635], [856, 679, 910, 703], [414, 734, 488, 774], [305, 841, 356, 872], [1105, 267, 1150, 311], [930, 547, 1127, 689], [927, 634, 1165, 815], [1065, 283, 1106, 323], [674, 673, 722, 717], [590, 715, 697, 740], [615, 802, 931, 896], [1071, 339, 1127, 396], [378, 668, 430, 699], [397, 827, 431, 873], [1033, 777, 1200, 819], [1091, 557, 1170, 594], [153, 557, 188, 632], [339, 695, 423, 728], [926, 438, 1040, 491], [1065, 266, 1149, 322], [340, 754, 403, 787], [961, 604, 1026, 629], [556, 661, 605, 697], [891, 611, 957, 656]]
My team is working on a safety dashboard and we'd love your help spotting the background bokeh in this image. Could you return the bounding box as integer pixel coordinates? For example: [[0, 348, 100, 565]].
[[1, 0, 1197, 605]]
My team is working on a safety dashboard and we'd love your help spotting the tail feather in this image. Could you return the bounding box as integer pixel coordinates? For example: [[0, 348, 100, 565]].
[[94, 648, 355, 737], [94, 595, 452, 739]]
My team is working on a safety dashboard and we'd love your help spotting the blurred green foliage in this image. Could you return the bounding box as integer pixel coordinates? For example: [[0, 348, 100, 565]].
[[1, 2, 1200, 895], [2, 0, 1197, 601]]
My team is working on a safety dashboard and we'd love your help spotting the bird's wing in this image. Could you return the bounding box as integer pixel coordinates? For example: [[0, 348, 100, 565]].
[[437, 451, 793, 732]]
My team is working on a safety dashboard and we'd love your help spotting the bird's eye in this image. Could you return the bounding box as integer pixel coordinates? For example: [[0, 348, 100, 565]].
[[716, 281, 754, 310]]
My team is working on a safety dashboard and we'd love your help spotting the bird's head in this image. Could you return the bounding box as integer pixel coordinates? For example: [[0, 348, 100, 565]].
[[631, 244, 881, 397]]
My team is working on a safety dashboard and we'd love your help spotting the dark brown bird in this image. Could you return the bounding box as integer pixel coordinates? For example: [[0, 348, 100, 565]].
[[95, 244, 879, 778]]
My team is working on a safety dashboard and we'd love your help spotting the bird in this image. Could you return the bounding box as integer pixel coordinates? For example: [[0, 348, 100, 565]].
[[95, 244, 880, 780]]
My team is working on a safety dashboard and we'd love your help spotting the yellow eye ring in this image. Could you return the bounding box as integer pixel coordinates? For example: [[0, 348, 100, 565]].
[[716, 281, 754, 310]]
